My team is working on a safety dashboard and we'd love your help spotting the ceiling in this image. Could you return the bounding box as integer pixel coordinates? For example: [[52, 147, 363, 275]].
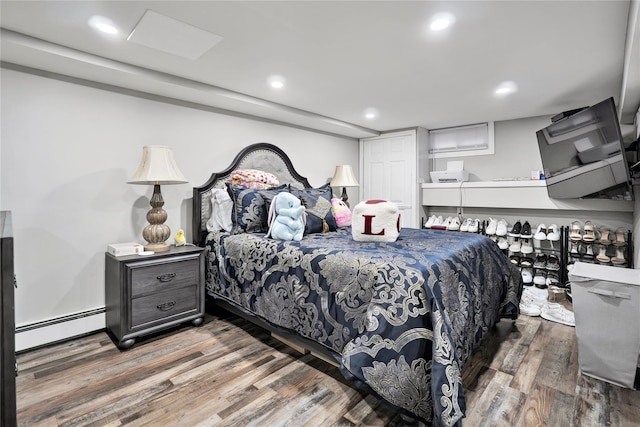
[[1, 1, 639, 139]]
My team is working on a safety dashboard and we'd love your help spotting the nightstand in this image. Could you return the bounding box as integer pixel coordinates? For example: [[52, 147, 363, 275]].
[[105, 245, 204, 349]]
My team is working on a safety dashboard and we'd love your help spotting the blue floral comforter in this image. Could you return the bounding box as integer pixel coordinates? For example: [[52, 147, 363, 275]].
[[205, 227, 521, 426]]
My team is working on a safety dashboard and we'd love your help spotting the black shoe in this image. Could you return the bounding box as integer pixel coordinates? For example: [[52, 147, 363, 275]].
[[520, 221, 532, 238], [533, 253, 547, 269], [509, 221, 522, 237], [546, 254, 561, 271], [520, 256, 534, 268]]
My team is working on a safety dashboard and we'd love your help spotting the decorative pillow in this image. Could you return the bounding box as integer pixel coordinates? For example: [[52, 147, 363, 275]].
[[352, 200, 401, 242], [291, 183, 338, 234], [206, 188, 233, 232], [226, 183, 288, 234], [230, 169, 279, 189], [331, 197, 352, 227], [255, 185, 291, 230]]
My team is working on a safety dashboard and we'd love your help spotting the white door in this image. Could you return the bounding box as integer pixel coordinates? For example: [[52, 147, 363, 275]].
[[360, 130, 418, 228]]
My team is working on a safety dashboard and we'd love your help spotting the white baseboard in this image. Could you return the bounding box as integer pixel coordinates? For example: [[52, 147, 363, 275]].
[[15, 307, 105, 352]]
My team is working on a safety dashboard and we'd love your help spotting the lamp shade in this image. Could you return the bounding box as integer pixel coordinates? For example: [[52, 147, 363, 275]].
[[330, 165, 359, 187], [128, 145, 188, 185]]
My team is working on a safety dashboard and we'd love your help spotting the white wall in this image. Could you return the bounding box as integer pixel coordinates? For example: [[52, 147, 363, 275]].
[[0, 68, 358, 347]]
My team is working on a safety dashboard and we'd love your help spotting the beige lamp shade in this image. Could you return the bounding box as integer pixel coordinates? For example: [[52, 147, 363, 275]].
[[330, 165, 359, 208], [128, 145, 187, 184], [330, 165, 359, 187]]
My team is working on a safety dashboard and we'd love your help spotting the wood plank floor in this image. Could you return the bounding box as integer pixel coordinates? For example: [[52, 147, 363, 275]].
[[16, 308, 640, 427]]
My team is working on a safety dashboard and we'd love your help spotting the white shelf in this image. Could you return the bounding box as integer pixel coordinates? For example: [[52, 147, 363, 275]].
[[421, 180, 633, 212]]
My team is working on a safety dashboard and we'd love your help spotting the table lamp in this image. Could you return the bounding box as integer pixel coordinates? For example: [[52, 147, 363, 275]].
[[128, 145, 187, 252], [330, 165, 359, 208]]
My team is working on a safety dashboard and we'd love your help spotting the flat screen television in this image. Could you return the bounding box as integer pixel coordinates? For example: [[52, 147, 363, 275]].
[[536, 97, 634, 200]]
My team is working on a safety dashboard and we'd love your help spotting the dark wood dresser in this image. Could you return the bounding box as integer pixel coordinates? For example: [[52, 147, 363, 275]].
[[105, 245, 204, 349], [1, 211, 16, 426]]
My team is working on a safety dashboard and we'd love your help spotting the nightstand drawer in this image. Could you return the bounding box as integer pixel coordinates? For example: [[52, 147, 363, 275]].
[[131, 285, 198, 328], [131, 258, 198, 297]]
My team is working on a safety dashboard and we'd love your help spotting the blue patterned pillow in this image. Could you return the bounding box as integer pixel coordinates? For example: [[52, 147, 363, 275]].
[[292, 183, 338, 234], [226, 183, 289, 234]]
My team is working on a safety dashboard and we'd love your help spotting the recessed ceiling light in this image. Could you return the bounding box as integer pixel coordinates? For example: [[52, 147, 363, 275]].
[[267, 75, 286, 89], [429, 12, 456, 31], [494, 81, 518, 96], [88, 16, 119, 35], [364, 108, 379, 120]]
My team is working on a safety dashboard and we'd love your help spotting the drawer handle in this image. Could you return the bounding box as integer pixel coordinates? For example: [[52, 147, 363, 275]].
[[157, 301, 176, 311], [157, 273, 176, 282]]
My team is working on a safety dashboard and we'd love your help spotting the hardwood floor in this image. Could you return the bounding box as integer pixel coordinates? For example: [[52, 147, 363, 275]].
[[16, 308, 640, 427]]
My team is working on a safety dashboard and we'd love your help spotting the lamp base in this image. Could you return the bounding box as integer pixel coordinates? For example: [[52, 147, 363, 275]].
[[142, 184, 171, 253], [341, 187, 350, 208], [144, 242, 170, 253]]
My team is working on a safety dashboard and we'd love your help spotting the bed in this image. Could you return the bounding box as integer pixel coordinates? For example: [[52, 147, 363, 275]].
[[192, 143, 522, 426]]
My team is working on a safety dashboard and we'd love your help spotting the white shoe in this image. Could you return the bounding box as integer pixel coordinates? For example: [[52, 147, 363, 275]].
[[497, 236, 509, 250], [424, 215, 437, 228], [546, 224, 560, 241], [486, 218, 498, 235], [534, 224, 547, 240], [523, 285, 549, 302], [519, 292, 543, 316], [520, 238, 533, 254], [541, 303, 575, 327], [509, 239, 521, 252], [459, 218, 473, 232], [448, 217, 461, 231], [468, 218, 480, 233], [442, 217, 452, 228], [496, 219, 508, 236], [521, 267, 533, 284]]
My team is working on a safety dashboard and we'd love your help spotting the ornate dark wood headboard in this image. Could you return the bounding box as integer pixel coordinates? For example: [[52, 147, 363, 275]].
[[192, 143, 312, 246]]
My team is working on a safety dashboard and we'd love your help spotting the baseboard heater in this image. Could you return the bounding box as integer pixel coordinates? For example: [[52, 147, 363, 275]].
[[15, 307, 106, 352]]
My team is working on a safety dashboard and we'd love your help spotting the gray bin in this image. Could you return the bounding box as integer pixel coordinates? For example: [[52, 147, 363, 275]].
[[569, 262, 640, 388]]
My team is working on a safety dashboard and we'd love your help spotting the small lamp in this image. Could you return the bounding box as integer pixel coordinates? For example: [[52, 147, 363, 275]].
[[330, 165, 359, 208], [128, 145, 188, 252]]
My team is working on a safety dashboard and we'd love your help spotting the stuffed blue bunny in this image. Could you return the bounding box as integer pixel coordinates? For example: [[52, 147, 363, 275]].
[[267, 192, 306, 241]]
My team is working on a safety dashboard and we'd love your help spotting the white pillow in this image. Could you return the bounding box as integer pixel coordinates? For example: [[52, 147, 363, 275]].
[[206, 188, 233, 232]]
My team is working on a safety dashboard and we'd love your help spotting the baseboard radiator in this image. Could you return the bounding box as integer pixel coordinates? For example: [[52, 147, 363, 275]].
[[15, 307, 105, 352]]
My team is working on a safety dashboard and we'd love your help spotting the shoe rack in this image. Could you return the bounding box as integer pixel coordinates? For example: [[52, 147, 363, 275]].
[[565, 225, 634, 270]]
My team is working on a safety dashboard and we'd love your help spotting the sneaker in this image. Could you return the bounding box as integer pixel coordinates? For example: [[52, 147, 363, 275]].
[[520, 221, 533, 238], [520, 238, 534, 254], [519, 292, 543, 316], [459, 218, 473, 232], [533, 253, 547, 269], [534, 224, 547, 240], [447, 217, 461, 231], [441, 217, 452, 228], [509, 255, 521, 266], [486, 218, 498, 235], [496, 219, 508, 236], [468, 218, 480, 233], [509, 238, 521, 252], [546, 271, 560, 287], [523, 285, 549, 302], [541, 304, 575, 327], [497, 236, 509, 250], [521, 267, 533, 284], [533, 270, 547, 288], [509, 221, 522, 237], [520, 256, 534, 268], [546, 224, 560, 241], [546, 254, 560, 271], [424, 215, 437, 228]]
